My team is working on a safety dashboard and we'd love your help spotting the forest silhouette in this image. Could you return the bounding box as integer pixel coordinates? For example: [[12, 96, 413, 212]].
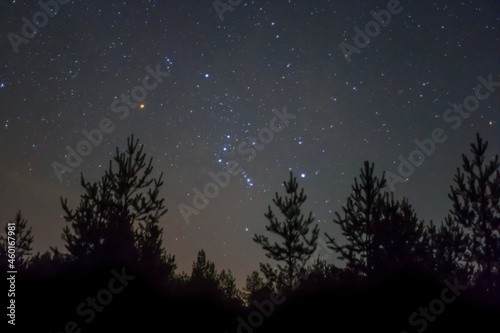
[[1, 133, 499, 332]]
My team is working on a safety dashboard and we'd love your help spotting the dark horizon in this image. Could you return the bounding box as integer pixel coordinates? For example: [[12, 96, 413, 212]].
[[2, 131, 499, 332]]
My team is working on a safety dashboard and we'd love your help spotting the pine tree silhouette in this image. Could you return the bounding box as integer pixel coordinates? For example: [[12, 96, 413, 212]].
[[302, 256, 340, 289], [253, 171, 319, 291], [189, 249, 242, 304], [244, 270, 273, 304], [447, 133, 500, 293], [371, 195, 432, 275], [326, 161, 432, 279], [0, 210, 34, 269], [325, 161, 387, 278], [218, 268, 243, 305], [60, 135, 176, 278], [190, 249, 218, 290], [427, 216, 472, 284]]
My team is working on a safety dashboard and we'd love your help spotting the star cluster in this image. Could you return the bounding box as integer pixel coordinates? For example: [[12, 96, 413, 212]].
[[0, 0, 498, 286]]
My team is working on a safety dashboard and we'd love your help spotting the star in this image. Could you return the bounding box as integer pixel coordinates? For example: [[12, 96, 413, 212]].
[[1, 0, 497, 297]]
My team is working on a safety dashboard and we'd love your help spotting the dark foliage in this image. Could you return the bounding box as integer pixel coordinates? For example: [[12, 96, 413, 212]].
[[325, 161, 433, 280], [446, 133, 500, 295], [253, 171, 319, 291], [4, 133, 500, 331], [60, 135, 176, 284], [0, 210, 34, 270]]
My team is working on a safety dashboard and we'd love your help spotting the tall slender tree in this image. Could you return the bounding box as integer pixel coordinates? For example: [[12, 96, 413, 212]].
[[0, 210, 34, 269], [60, 135, 176, 278], [325, 161, 386, 277], [446, 133, 500, 292], [253, 172, 319, 290]]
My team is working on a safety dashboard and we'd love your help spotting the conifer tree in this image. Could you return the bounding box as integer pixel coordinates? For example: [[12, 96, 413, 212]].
[[253, 172, 319, 290], [218, 268, 242, 304], [60, 135, 175, 278], [427, 217, 472, 284], [325, 161, 386, 277], [326, 161, 432, 278], [447, 133, 500, 292], [244, 270, 273, 304], [0, 210, 34, 269], [190, 249, 218, 288], [371, 195, 432, 274], [303, 256, 340, 288], [189, 249, 242, 303]]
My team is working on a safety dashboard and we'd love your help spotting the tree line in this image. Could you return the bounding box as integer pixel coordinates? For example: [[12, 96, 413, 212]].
[[1, 133, 498, 331]]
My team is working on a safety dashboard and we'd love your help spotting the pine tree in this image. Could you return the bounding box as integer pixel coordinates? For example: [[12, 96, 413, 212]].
[[0, 210, 34, 269], [303, 256, 340, 288], [60, 135, 176, 278], [218, 269, 243, 304], [189, 249, 242, 303], [447, 133, 500, 293], [253, 171, 319, 291], [371, 195, 432, 275], [325, 161, 387, 277], [244, 270, 273, 304], [427, 217, 472, 284], [326, 161, 432, 279], [190, 249, 218, 288]]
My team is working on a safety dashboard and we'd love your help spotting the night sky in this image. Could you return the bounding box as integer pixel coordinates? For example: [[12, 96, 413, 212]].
[[1, 0, 498, 287]]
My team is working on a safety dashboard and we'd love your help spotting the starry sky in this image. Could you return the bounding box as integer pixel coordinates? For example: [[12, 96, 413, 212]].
[[0, 0, 498, 287]]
